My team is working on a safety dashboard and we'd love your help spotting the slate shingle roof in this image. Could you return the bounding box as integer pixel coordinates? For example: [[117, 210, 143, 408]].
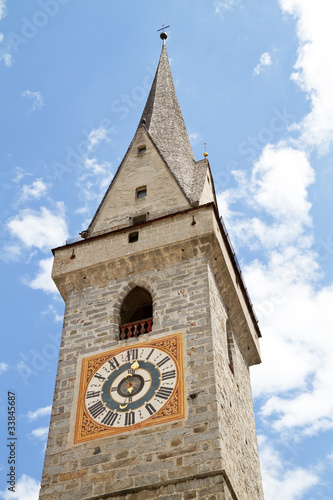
[[139, 43, 207, 204], [87, 41, 210, 235]]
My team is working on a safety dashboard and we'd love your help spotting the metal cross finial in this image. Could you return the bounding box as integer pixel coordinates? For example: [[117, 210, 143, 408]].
[[158, 22, 170, 42], [157, 22, 170, 32]]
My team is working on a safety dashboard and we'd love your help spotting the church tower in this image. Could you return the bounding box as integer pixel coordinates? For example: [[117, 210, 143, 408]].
[[39, 33, 264, 500]]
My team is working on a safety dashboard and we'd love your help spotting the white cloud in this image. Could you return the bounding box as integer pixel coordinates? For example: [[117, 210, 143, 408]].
[[70, 126, 114, 218], [76, 158, 113, 218], [0, 0, 7, 20], [87, 126, 111, 151], [21, 90, 44, 111], [27, 405, 52, 421], [253, 52, 272, 76], [0, 13, 12, 68], [7, 204, 68, 252], [83, 156, 112, 178], [21, 179, 48, 201], [0, 474, 40, 500], [26, 258, 57, 294], [218, 140, 333, 436], [30, 426, 49, 440], [258, 436, 319, 500], [279, 0, 333, 153], [0, 51, 11, 67], [220, 144, 315, 250], [0, 362, 8, 374], [12, 167, 32, 184], [189, 132, 199, 144], [215, 0, 241, 16], [252, 146, 314, 222], [0, 244, 22, 262], [41, 304, 63, 322]]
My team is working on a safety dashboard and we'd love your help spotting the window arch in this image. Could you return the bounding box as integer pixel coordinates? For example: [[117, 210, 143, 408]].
[[119, 286, 153, 340]]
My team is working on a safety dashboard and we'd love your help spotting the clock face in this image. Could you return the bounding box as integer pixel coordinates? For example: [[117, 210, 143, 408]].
[[74, 333, 185, 443], [85, 346, 178, 427]]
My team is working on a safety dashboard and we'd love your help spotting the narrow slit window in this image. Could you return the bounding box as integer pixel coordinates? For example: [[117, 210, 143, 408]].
[[129, 231, 139, 243], [227, 321, 235, 375], [136, 186, 147, 199]]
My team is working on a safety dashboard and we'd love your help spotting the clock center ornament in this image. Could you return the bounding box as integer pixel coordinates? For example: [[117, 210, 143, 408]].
[[74, 333, 185, 443]]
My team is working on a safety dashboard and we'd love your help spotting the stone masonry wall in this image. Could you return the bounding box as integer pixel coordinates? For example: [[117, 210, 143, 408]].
[[39, 257, 227, 500], [207, 265, 264, 500], [90, 128, 190, 236], [103, 472, 235, 499]]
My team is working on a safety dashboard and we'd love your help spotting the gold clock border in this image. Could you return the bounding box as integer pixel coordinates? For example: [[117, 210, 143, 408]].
[[74, 333, 185, 444]]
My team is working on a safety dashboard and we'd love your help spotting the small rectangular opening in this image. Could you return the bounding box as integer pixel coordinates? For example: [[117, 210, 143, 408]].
[[129, 231, 139, 243], [138, 145, 146, 155], [133, 214, 146, 225], [136, 186, 147, 199]]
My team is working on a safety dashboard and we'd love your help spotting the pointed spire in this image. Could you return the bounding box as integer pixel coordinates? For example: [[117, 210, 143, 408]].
[[139, 42, 195, 200]]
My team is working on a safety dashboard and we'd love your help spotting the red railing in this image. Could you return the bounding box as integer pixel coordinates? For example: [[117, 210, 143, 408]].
[[119, 318, 153, 340]]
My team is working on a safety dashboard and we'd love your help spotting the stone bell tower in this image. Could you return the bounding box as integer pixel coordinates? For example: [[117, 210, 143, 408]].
[[39, 33, 264, 500]]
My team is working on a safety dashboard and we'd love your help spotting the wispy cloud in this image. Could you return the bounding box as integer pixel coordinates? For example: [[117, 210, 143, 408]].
[[30, 427, 49, 440], [215, 4, 333, 494], [253, 52, 272, 76], [258, 436, 319, 499], [21, 90, 44, 111], [215, 0, 241, 16], [0, 474, 40, 500], [0, 244, 23, 262], [0, 0, 7, 20], [0, 362, 8, 375], [0, 2, 11, 67], [219, 140, 333, 436], [87, 126, 111, 151], [189, 132, 199, 145], [74, 126, 114, 223], [0, 52, 12, 67], [20, 179, 49, 201], [279, 0, 333, 153], [27, 405, 52, 421], [41, 304, 63, 323]]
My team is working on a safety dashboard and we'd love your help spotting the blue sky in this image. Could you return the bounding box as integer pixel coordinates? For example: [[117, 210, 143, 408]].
[[1, 1, 333, 499]]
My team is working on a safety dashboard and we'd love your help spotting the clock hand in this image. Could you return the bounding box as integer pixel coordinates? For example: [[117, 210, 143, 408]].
[[125, 361, 140, 380], [131, 360, 140, 371]]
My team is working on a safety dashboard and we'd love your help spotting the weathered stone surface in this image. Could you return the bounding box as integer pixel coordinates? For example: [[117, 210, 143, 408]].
[[39, 252, 263, 499], [39, 39, 263, 500]]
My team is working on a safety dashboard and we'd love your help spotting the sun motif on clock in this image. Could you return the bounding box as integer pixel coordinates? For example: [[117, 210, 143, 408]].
[[74, 333, 185, 443]]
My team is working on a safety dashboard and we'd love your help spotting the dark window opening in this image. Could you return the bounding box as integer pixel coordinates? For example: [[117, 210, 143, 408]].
[[133, 214, 146, 225], [119, 287, 153, 340], [129, 231, 139, 243], [138, 145, 146, 155], [136, 186, 147, 199]]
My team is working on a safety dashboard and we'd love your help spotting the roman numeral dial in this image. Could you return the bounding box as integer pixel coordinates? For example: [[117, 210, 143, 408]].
[[75, 333, 185, 443], [84, 344, 179, 429]]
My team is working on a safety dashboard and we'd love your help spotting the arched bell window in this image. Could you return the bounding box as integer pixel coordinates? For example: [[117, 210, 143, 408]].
[[119, 287, 153, 340]]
